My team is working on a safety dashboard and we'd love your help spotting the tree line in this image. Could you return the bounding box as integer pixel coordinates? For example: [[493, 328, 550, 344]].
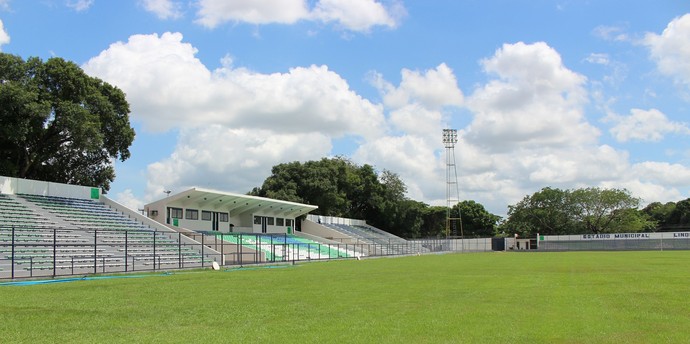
[[251, 157, 690, 238]]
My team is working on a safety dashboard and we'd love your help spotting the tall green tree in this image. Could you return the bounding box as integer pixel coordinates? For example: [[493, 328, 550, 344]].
[[667, 199, 690, 227], [570, 187, 647, 233], [0, 53, 134, 191], [504, 186, 654, 236], [504, 187, 578, 236], [420, 206, 447, 238], [641, 201, 676, 229], [251, 157, 427, 236], [452, 200, 501, 237]]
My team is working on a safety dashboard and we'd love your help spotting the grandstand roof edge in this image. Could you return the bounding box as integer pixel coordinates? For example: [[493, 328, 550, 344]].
[[144, 187, 318, 213], [191, 187, 318, 209]]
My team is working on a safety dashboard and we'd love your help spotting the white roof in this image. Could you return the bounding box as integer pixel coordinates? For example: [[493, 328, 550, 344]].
[[145, 187, 318, 218]]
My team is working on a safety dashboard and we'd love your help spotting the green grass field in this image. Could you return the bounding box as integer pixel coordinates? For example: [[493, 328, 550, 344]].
[[1, 251, 690, 343]]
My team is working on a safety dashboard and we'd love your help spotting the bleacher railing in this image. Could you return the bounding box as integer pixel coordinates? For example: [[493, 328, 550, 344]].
[[0, 226, 218, 279], [0, 226, 490, 280]]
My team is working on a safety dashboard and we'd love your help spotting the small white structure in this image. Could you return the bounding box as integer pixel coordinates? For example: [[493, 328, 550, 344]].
[[145, 188, 318, 234]]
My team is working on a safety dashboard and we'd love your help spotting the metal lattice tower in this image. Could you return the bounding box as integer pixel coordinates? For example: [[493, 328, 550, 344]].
[[442, 129, 462, 238]]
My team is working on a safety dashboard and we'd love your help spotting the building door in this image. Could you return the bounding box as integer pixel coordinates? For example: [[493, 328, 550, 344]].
[[261, 217, 268, 233], [212, 212, 220, 231], [255, 216, 269, 233]]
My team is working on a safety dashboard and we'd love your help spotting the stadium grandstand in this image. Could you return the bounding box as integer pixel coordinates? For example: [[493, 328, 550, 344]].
[[6, 175, 687, 280], [2, 176, 480, 280]]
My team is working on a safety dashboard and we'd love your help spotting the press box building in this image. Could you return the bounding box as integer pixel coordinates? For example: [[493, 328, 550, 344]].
[[144, 188, 318, 234]]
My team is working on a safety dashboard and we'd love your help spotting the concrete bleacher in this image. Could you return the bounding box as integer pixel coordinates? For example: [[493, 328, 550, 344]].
[[213, 233, 356, 262], [315, 220, 419, 255], [18, 194, 151, 231], [1, 193, 211, 278]]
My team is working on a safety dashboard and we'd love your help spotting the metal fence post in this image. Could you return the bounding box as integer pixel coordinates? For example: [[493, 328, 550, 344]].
[[11, 226, 15, 279], [220, 233, 224, 266], [53, 227, 58, 277], [125, 230, 129, 272], [178, 232, 182, 268], [201, 233, 205, 267], [239, 234, 243, 267], [153, 231, 157, 271], [93, 229, 98, 275]]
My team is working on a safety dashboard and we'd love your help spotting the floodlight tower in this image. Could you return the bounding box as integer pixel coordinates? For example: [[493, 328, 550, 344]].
[[442, 129, 462, 238]]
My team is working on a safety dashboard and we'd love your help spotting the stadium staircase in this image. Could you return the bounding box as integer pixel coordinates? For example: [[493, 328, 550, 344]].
[[0, 193, 211, 278]]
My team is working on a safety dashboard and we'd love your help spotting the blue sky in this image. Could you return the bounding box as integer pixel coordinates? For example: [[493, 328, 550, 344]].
[[1, 0, 690, 216]]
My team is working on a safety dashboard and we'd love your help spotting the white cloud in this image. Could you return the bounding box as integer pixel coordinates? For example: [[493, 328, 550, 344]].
[[84, 33, 689, 216], [631, 162, 690, 187], [465, 41, 596, 152], [114, 189, 145, 211], [145, 126, 332, 201], [388, 104, 442, 138], [311, 0, 401, 32], [195, 0, 404, 32], [607, 108, 690, 142], [585, 53, 609, 66], [356, 41, 688, 215], [355, 63, 464, 205], [354, 42, 686, 215], [593, 25, 629, 42], [643, 14, 690, 89], [82, 32, 386, 203], [0, 0, 9, 11], [585, 53, 627, 87], [140, 0, 183, 19], [195, 0, 309, 27], [66, 0, 94, 12], [0, 19, 9, 50], [354, 135, 444, 202], [371, 63, 464, 110], [82, 32, 385, 138]]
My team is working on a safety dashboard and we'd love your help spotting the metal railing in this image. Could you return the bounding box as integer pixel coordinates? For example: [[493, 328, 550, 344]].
[[0, 227, 487, 279], [0, 225, 217, 279]]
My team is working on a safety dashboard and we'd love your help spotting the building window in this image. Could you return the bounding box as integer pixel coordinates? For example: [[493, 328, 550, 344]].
[[267, 217, 274, 226], [186, 209, 199, 220], [201, 211, 212, 221], [286, 219, 294, 227], [254, 216, 262, 225], [219, 213, 229, 222], [276, 218, 284, 226], [170, 207, 183, 219]]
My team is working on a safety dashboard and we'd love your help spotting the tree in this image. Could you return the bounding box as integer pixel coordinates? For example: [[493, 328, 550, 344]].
[[251, 157, 379, 217], [0, 53, 135, 191], [504, 187, 578, 236], [504, 186, 654, 236], [452, 200, 501, 238], [420, 206, 446, 238], [570, 187, 647, 233], [641, 201, 675, 229], [379, 199, 427, 238], [252, 157, 432, 236], [607, 208, 657, 233], [668, 199, 690, 227]]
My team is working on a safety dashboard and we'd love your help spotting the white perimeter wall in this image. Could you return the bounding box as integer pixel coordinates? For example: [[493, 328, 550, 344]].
[[540, 232, 690, 242], [0, 176, 99, 200]]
